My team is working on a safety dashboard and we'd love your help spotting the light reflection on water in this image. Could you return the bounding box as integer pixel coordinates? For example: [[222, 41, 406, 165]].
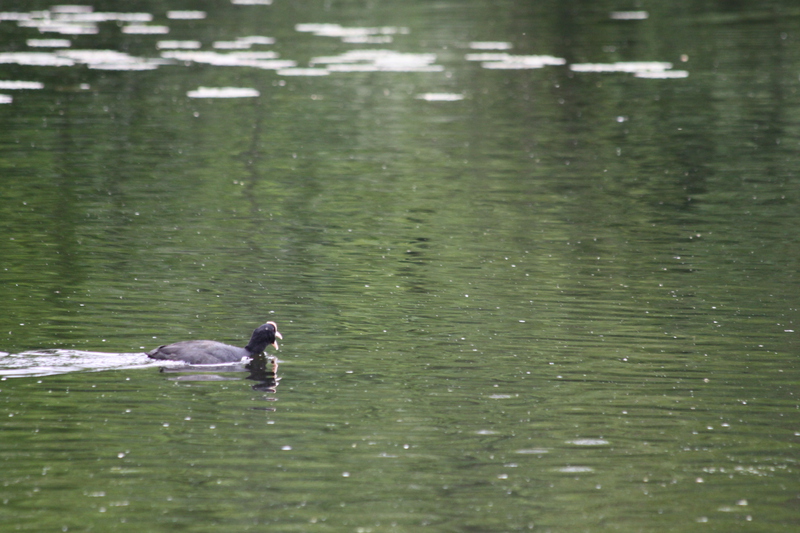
[[0, 3, 686, 102]]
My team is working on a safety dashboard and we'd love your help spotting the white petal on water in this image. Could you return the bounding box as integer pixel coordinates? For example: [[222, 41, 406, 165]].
[[213, 40, 253, 50], [0, 12, 32, 21], [416, 93, 464, 101], [50, 6, 93, 14], [252, 60, 297, 70], [238, 36, 275, 45], [122, 25, 170, 34], [515, 448, 549, 454], [481, 55, 566, 69], [17, 19, 99, 35], [229, 51, 280, 59], [156, 40, 202, 50], [58, 49, 168, 70], [635, 70, 689, 79], [311, 49, 441, 72], [295, 23, 338, 33], [296, 23, 408, 41], [161, 50, 289, 69], [0, 52, 75, 67], [569, 61, 673, 73], [341, 35, 393, 44], [568, 438, 609, 446], [276, 68, 330, 76], [469, 41, 513, 50], [610, 11, 649, 20], [27, 39, 72, 48], [465, 53, 512, 62], [0, 94, 12, 104], [557, 466, 595, 473], [166, 11, 207, 20], [187, 86, 260, 98], [89, 62, 160, 71], [0, 81, 44, 89], [213, 36, 276, 49], [53, 12, 152, 23]]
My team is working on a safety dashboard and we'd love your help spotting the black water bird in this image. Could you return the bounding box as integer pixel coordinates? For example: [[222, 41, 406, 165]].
[[147, 321, 282, 364]]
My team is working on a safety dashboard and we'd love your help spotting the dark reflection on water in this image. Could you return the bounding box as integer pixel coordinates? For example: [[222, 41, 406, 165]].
[[160, 354, 280, 394], [1, 0, 800, 531]]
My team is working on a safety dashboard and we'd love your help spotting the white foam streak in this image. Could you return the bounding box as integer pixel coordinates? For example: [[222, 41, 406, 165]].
[[0, 350, 173, 378]]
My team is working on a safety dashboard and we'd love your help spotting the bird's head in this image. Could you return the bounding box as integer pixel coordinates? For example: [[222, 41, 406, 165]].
[[266, 320, 282, 349]]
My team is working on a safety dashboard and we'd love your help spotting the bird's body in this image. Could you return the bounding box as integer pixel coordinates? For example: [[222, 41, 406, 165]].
[[147, 321, 281, 364]]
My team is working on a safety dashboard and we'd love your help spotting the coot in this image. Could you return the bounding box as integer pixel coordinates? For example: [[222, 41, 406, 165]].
[[147, 321, 282, 364]]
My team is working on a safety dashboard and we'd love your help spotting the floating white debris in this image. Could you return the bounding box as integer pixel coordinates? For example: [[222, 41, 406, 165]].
[[0, 12, 31, 21], [156, 40, 201, 50], [296, 23, 408, 43], [27, 39, 71, 48], [610, 11, 649, 20], [465, 53, 512, 62], [58, 49, 167, 70], [187, 86, 260, 98], [0, 94, 12, 104], [568, 438, 609, 446], [18, 19, 99, 35], [276, 68, 329, 76], [122, 24, 170, 34], [232, 0, 273, 4], [213, 40, 252, 50], [416, 92, 464, 101], [481, 54, 566, 69], [635, 70, 689, 79], [166, 11, 206, 20], [52, 12, 152, 23], [239, 36, 275, 45], [570, 61, 672, 73], [469, 41, 513, 50], [230, 51, 280, 59], [90, 62, 160, 71], [342, 35, 394, 44], [161, 50, 292, 69], [558, 466, 594, 473], [50, 5, 93, 14], [0, 81, 44, 89], [0, 52, 75, 67], [213, 36, 276, 50], [311, 49, 442, 72]]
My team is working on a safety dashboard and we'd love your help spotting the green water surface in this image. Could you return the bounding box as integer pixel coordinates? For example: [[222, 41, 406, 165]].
[[1, 1, 798, 531]]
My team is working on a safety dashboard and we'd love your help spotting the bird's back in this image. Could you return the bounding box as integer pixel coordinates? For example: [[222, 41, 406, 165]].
[[146, 340, 249, 364]]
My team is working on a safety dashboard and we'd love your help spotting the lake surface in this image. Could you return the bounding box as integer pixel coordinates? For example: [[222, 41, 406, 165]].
[[1, 1, 799, 531]]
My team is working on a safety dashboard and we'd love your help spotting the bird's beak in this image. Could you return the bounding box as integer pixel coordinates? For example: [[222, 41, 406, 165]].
[[272, 330, 282, 350]]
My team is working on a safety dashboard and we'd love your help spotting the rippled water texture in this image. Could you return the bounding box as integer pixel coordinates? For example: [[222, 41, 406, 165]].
[[1, 1, 799, 531]]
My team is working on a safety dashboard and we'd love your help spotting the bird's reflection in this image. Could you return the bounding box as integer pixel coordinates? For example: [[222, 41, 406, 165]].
[[160, 354, 280, 393], [246, 354, 279, 392]]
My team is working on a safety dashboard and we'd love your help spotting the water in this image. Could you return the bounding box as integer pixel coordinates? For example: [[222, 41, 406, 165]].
[[1, 1, 799, 531]]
